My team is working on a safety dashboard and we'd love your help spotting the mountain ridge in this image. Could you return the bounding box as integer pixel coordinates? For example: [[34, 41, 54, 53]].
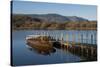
[[12, 13, 97, 30], [13, 13, 89, 23]]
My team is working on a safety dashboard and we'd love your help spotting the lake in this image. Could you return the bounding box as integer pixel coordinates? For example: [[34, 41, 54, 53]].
[[12, 30, 97, 66]]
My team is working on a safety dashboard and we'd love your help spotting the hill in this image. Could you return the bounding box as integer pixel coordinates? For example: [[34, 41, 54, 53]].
[[12, 14, 97, 30]]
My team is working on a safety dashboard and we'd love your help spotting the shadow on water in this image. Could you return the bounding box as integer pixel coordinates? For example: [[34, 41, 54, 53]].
[[52, 41, 62, 49]]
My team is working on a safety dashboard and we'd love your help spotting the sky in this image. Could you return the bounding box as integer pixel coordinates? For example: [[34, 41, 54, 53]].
[[12, 1, 97, 20]]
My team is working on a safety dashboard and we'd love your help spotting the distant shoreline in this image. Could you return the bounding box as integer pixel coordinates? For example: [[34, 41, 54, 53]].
[[12, 29, 97, 31], [12, 14, 97, 31]]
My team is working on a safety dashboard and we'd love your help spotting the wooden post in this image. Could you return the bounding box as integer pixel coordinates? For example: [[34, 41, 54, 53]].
[[56, 35, 58, 41], [46, 32, 47, 36], [95, 33, 97, 44], [78, 33, 81, 44], [72, 32, 75, 54], [86, 32, 88, 44], [60, 33, 64, 50], [91, 34, 93, 44], [81, 34, 83, 44], [66, 33, 69, 50], [61, 33, 63, 44], [60, 33, 63, 60], [72, 32, 75, 45], [78, 32, 81, 55], [52, 33, 53, 40]]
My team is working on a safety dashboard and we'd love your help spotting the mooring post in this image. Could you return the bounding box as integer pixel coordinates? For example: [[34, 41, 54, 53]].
[[81, 34, 83, 44], [81, 33, 84, 56], [61, 33, 63, 42], [60, 33, 63, 48], [72, 32, 75, 54], [56, 35, 58, 41], [78, 33, 80, 44], [50, 33, 53, 40], [46, 32, 48, 36], [95, 32, 97, 44], [60, 33, 64, 59], [43, 32, 45, 36], [86, 32, 88, 44], [66, 33, 69, 49], [78, 32, 81, 54], [40, 31, 42, 36], [91, 34, 93, 44]]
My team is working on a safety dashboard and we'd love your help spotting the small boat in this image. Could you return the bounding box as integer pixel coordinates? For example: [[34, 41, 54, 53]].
[[26, 35, 54, 55], [26, 35, 47, 40]]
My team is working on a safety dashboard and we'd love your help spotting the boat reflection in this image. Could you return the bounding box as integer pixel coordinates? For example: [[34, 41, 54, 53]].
[[27, 45, 56, 55]]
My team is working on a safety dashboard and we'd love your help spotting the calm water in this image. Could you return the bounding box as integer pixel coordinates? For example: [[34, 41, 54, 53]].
[[12, 30, 97, 66]]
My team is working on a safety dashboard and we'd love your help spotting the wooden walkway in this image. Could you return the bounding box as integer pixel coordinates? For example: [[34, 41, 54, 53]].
[[26, 31, 97, 61]]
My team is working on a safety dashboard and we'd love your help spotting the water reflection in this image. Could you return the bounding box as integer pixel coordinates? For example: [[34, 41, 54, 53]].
[[26, 35, 97, 61], [27, 46, 56, 55], [12, 30, 97, 66], [26, 36, 57, 56]]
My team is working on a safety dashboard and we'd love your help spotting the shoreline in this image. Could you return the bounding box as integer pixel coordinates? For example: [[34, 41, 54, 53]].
[[12, 29, 97, 31]]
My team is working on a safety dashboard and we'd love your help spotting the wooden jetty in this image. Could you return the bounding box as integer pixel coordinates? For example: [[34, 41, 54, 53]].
[[26, 31, 97, 61]]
